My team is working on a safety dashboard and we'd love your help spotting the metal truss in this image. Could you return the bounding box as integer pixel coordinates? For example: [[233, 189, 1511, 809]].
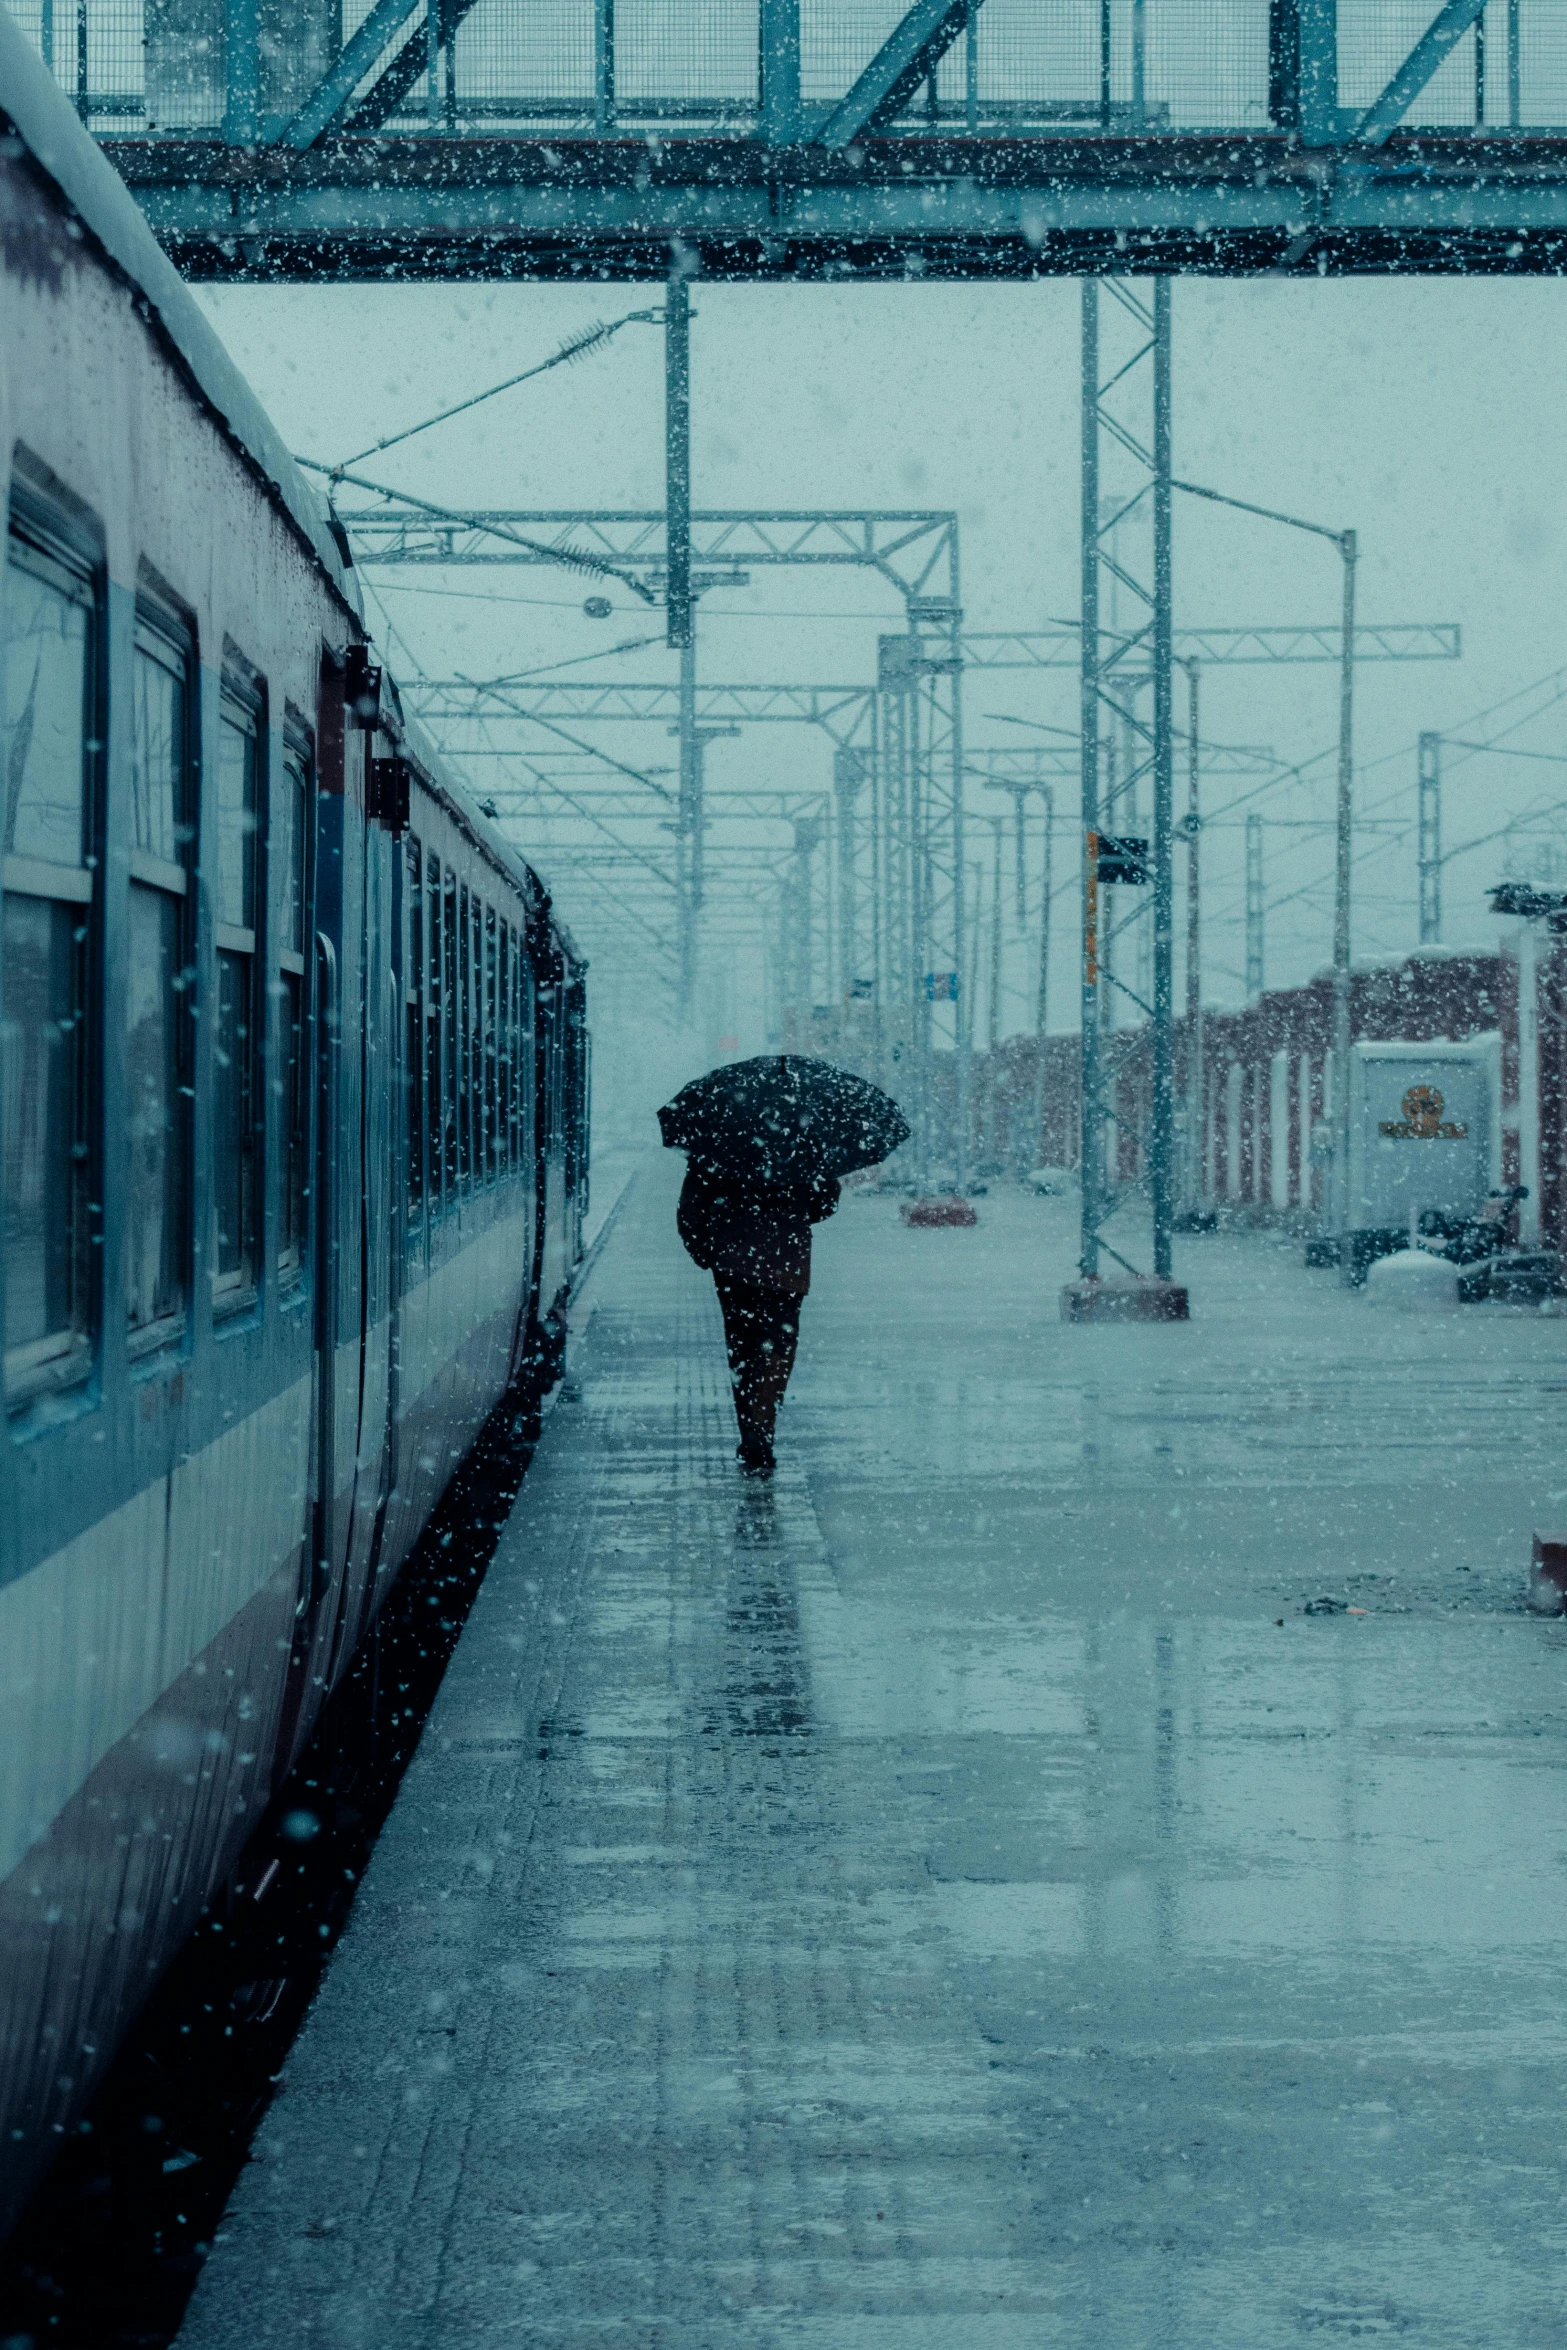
[[370, 489, 965, 1153], [413, 673, 868, 1048], [965, 625, 1462, 668], [415, 645, 964, 1161], [406, 679, 876, 741], [970, 741, 1281, 783], [367, 500, 959, 1052], [348, 507, 958, 602], [482, 786, 833, 821], [55, 1, 1567, 278]]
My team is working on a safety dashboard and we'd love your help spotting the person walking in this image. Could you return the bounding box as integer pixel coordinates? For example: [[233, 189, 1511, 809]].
[[657, 1054, 910, 1482], [676, 1161, 839, 1478]]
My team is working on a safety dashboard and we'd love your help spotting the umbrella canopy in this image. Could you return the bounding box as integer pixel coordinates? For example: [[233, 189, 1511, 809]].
[[658, 1055, 910, 1186]]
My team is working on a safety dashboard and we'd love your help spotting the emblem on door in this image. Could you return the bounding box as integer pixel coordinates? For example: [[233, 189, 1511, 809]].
[[1378, 1084, 1468, 1140]]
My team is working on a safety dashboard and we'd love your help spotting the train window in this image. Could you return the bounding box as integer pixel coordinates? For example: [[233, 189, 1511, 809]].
[[516, 921, 535, 1170], [211, 687, 262, 1312], [276, 744, 310, 1282], [457, 882, 471, 1186], [498, 921, 511, 1176], [214, 698, 258, 935], [469, 888, 482, 1185], [442, 866, 457, 1193], [426, 851, 443, 1209], [406, 836, 424, 1218], [126, 611, 192, 1349], [277, 742, 307, 961], [474, 894, 486, 1181], [485, 904, 498, 1182], [476, 903, 487, 1181], [1, 520, 97, 1410]]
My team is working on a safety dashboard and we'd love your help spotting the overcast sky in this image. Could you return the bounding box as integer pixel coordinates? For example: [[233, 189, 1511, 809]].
[[202, 273, 1567, 1073]]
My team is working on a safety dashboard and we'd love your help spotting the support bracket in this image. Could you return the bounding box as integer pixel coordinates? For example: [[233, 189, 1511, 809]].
[[346, 0, 490, 130], [280, 0, 425, 149], [817, 0, 982, 150], [1354, 0, 1488, 147]]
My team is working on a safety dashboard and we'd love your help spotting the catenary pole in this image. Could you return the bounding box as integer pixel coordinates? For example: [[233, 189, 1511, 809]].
[[1034, 784, 1054, 1173], [1150, 278, 1175, 1283], [1418, 729, 1442, 943], [950, 575, 970, 1192], [665, 268, 696, 1005], [1333, 528, 1358, 1273], [1182, 659, 1203, 1210], [988, 817, 1003, 1051], [664, 272, 691, 650], [1079, 279, 1102, 1280]]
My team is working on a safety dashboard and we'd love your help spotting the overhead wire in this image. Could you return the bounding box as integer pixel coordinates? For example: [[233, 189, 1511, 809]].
[[296, 458, 661, 605], [375, 581, 908, 623], [321, 308, 666, 474], [440, 673, 676, 802]]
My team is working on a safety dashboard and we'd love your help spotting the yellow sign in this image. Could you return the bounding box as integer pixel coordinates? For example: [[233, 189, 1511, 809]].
[[1378, 1083, 1468, 1141]]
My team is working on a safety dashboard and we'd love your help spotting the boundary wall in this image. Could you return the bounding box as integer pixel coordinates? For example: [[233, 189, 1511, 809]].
[[970, 930, 1567, 1254]]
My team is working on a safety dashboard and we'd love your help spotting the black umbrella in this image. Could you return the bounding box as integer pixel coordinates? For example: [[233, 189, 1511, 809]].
[[657, 1055, 910, 1186]]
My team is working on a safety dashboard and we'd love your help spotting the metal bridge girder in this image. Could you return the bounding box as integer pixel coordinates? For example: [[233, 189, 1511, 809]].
[[106, 134, 1567, 281]]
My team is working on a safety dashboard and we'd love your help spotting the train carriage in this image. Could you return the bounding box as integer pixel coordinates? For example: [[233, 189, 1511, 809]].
[[0, 13, 588, 2237]]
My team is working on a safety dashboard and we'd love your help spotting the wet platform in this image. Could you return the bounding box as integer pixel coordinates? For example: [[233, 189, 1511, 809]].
[[182, 1159, 1567, 2349]]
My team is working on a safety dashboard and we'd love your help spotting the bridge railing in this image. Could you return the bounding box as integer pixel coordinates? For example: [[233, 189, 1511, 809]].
[[12, 1, 1567, 147]]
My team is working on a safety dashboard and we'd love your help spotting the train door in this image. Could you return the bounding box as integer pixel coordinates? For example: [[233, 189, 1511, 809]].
[[536, 968, 567, 1319], [311, 773, 356, 1608], [564, 975, 589, 1265], [291, 674, 380, 1744], [506, 921, 539, 1355], [327, 805, 398, 1679], [281, 772, 352, 1768]]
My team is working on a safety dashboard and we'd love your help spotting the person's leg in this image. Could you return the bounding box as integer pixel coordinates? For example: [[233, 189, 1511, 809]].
[[715, 1279, 767, 1452], [745, 1290, 800, 1441], [714, 1280, 797, 1469]]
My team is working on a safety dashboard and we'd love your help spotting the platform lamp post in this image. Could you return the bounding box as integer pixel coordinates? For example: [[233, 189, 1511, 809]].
[[1172, 478, 1357, 1267]]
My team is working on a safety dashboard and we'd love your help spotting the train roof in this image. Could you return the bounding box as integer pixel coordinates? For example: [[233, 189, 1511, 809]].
[[0, 8, 354, 608]]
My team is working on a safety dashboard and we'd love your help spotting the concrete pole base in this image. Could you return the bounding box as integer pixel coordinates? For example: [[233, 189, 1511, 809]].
[[1060, 1276, 1190, 1324], [1529, 1532, 1567, 1614]]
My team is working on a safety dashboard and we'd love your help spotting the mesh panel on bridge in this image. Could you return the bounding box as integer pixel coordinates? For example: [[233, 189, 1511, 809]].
[[12, 1, 1567, 138]]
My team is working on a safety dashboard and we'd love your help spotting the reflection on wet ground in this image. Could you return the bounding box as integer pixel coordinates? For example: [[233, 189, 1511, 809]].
[[182, 1161, 1567, 2349]]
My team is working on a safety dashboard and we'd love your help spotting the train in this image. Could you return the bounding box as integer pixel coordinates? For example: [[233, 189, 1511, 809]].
[[0, 13, 589, 2239]]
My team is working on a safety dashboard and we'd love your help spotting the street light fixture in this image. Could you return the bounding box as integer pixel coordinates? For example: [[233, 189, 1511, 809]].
[[1171, 477, 1357, 1263]]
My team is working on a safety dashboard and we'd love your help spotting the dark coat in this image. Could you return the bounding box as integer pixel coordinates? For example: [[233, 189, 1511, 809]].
[[677, 1163, 840, 1294]]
